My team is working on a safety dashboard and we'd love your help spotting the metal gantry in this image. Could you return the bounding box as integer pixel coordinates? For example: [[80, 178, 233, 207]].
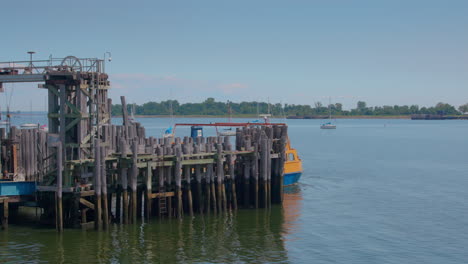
[[0, 55, 111, 184]]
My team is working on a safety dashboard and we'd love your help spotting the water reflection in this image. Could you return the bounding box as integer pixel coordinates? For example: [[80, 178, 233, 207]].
[[0, 193, 304, 263], [282, 185, 303, 239], [0, 185, 304, 263]]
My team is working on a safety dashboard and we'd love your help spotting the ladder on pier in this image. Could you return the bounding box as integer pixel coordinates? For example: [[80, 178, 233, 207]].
[[158, 186, 167, 217]]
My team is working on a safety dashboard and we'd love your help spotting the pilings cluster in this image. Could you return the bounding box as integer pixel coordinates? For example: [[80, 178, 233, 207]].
[[83, 123, 288, 231], [0, 121, 288, 230], [0, 127, 49, 182]]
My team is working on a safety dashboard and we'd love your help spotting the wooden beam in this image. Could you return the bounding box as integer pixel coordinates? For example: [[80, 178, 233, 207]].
[[79, 198, 95, 210], [80, 190, 95, 197], [150, 192, 175, 199]]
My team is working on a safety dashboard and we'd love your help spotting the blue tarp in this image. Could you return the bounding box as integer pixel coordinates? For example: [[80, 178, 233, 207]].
[[164, 126, 173, 135]]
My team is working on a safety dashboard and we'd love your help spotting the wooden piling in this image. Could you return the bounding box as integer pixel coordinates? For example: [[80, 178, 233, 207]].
[[205, 163, 212, 214], [101, 146, 109, 229], [145, 163, 152, 221], [193, 144, 203, 214], [121, 96, 129, 126], [253, 141, 259, 209], [225, 137, 237, 210], [182, 138, 193, 216], [260, 134, 269, 208], [163, 138, 173, 218], [243, 135, 252, 208], [166, 168, 173, 218], [116, 185, 122, 223], [1, 198, 8, 230], [267, 138, 272, 208], [175, 144, 183, 218], [216, 143, 225, 213], [94, 139, 102, 230], [243, 159, 251, 208], [131, 141, 138, 224], [277, 134, 287, 203], [157, 149, 165, 218], [120, 139, 129, 224], [207, 138, 217, 215]]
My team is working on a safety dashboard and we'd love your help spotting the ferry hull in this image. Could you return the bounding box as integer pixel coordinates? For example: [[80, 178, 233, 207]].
[[284, 172, 302, 186]]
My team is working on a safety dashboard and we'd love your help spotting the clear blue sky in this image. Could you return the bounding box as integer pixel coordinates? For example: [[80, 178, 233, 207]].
[[1, 0, 468, 111]]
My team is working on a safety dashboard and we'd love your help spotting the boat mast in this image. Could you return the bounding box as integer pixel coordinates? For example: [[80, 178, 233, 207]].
[[256, 101, 260, 118], [227, 100, 232, 123], [169, 100, 174, 125], [268, 97, 271, 116]]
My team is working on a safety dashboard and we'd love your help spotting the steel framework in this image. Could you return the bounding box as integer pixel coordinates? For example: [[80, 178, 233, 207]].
[[0, 55, 111, 186]]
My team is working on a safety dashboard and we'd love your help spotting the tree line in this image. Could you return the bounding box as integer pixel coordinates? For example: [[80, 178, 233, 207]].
[[111, 98, 468, 117]]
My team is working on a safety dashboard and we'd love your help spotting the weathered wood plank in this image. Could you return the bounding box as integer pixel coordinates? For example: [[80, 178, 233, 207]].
[[79, 198, 95, 210], [150, 192, 175, 199]]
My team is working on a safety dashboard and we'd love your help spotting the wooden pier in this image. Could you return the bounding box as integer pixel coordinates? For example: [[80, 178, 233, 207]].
[[0, 55, 289, 231]]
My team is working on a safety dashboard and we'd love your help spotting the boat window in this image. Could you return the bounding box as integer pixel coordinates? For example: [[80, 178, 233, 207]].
[[288, 153, 295, 161]]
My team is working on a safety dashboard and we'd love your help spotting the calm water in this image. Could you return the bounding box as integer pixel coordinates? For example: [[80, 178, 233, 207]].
[[1, 117, 468, 263]]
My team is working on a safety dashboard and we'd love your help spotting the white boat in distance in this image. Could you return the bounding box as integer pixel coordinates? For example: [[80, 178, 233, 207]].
[[320, 97, 336, 129], [20, 123, 39, 129], [320, 122, 336, 129]]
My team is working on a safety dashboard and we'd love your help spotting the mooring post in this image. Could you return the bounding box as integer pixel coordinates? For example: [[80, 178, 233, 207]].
[[1, 198, 8, 230], [116, 183, 122, 223], [120, 96, 129, 126], [216, 143, 224, 213], [193, 143, 203, 214], [225, 137, 237, 210], [261, 133, 268, 208], [230, 153, 238, 211], [131, 140, 138, 224], [145, 162, 152, 221], [267, 137, 272, 208], [203, 143, 210, 214], [101, 146, 109, 229], [243, 135, 252, 208], [206, 138, 216, 214], [253, 141, 259, 209], [204, 164, 210, 214], [278, 134, 287, 203], [120, 139, 129, 224], [94, 139, 102, 230], [157, 147, 165, 218], [182, 137, 194, 216], [270, 126, 280, 203], [165, 140, 173, 218], [175, 143, 183, 218]]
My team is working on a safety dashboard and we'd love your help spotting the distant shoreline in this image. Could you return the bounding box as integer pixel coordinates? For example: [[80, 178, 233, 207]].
[[111, 114, 412, 119], [286, 115, 410, 120]]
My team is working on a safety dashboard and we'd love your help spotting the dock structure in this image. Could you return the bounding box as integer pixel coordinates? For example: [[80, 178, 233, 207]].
[[0, 55, 288, 231]]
